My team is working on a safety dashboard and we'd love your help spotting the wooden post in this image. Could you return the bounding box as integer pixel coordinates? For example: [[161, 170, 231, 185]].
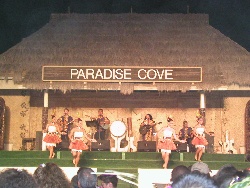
[[127, 117, 132, 137], [0, 98, 5, 150], [200, 91, 206, 124], [42, 90, 49, 130]]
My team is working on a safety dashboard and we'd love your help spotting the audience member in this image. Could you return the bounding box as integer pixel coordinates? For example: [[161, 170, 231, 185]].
[[213, 164, 238, 188], [243, 167, 250, 177], [33, 162, 71, 188], [98, 174, 118, 188], [213, 164, 250, 188], [171, 172, 218, 188], [191, 161, 211, 176], [71, 175, 78, 188], [171, 165, 190, 182], [77, 167, 97, 188], [0, 168, 38, 188]]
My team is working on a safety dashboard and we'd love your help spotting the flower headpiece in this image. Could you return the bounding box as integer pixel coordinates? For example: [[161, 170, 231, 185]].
[[167, 115, 174, 122], [196, 110, 202, 120]]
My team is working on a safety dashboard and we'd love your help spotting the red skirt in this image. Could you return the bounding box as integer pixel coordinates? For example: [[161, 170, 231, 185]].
[[192, 136, 208, 146], [43, 133, 61, 144], [69, 139, 89, 151], [157, 139, 177, 150]]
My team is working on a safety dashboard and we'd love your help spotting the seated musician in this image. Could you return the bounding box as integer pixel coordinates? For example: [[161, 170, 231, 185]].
[[91, 109, 110, 140], [139, 114, 156, 141], [179, 120, 194, 152]]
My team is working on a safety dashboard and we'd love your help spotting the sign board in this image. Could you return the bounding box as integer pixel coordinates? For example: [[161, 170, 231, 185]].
[[42, 66, 202, 83]]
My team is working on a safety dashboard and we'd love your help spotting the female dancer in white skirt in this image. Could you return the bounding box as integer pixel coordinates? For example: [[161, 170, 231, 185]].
[[68, 118, 96, 167], [43, 115, 62, 158], [157, 116, 185, 169]]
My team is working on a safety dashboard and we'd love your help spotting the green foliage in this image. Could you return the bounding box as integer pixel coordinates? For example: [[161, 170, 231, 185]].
[[229, 176, 250, 188]]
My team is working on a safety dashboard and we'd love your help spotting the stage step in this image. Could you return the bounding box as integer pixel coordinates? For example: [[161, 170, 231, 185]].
[[0, 151, 248, 171]]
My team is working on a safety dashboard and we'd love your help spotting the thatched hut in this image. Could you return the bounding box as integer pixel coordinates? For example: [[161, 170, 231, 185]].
[[0, 13, 249, 153]]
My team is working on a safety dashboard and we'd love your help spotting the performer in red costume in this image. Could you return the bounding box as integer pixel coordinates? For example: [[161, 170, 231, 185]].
[[68, 118, 96, 167], [43, 115, 62, 158], [157, 116, 185, 169], [192, 117, 208, 161]]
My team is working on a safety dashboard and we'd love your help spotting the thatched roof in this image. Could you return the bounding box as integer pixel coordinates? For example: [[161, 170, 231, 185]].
[[0, 13, 249, 94]]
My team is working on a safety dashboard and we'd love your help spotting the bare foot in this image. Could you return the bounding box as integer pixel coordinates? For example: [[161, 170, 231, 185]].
[[163, 163, 167, 169], [195, 155, 197, 161], [51, 152, 55, 158]]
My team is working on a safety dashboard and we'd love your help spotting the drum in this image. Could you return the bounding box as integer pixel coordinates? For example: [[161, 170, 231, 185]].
[[110, 121, 126, 137]]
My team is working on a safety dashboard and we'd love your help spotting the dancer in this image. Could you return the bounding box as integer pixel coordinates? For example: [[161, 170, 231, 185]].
[[43, 115, 62, 158], [192, 117, 208, 161], [157, 116, 185, 169], [69, 118, 96, 167]]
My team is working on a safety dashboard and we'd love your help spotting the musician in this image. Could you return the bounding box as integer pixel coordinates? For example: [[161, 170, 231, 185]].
[[92, 109, 110, 140], [58, 108, 74, 150], [140, 114, 156, 141], [69, 118, 96, 167], [60, 108, 74, 134], [192, 117, 208, 161], [179, 120, 194, 152], [157, 116, 185, 169], [43, 115, 61, 158]]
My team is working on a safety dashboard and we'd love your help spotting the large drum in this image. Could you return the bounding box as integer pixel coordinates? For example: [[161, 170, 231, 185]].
[[110, 121, 126, 137]]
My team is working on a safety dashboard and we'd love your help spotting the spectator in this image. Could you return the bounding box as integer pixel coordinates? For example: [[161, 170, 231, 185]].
[[243, 167, 250, 176], [213, 164, 249, 188], [213, 164, 238, 188], [172, 172, 218, 188], [98, 174, 118, 188], [33, 162, 71, 188], [191, 162, 211, 176], [78, 167, 97, 188], [0, 168, 38, 188], [71, 175, 78, 188], [171, 165, 190, 182]]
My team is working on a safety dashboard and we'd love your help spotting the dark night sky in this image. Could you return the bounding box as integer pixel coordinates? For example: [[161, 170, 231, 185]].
[[0, 0, 249, 54]]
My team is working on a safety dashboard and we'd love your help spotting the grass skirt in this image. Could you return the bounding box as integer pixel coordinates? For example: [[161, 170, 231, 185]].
[[157, 139, 177, 150], [192, 136, 208, 146], [69, 139, 88, 151], [43, 134, 61, 144]]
